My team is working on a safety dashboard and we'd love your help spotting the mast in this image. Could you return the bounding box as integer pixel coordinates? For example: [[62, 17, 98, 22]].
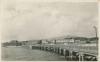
[[93, 26, 97, 38]]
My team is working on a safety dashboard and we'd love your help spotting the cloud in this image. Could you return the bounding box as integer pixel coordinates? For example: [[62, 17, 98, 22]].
[[0, 1, 98, 42]]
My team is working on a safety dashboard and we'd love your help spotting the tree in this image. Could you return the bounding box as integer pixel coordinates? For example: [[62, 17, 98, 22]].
[[37, 40, 42, 44], [86, 40, 91, 43]]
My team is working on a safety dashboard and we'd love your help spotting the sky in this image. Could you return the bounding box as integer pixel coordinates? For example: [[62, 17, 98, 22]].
[[0, 0, 98, 42]]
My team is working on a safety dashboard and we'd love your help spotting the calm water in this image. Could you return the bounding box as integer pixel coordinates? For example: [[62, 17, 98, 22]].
[[2, 46, 66, 61]]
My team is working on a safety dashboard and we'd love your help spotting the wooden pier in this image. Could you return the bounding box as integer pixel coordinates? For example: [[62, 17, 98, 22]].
[[30, 44, 98, 61]]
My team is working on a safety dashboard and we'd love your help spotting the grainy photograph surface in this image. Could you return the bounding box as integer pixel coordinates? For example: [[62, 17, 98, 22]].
[[0, 0, 98, 61]]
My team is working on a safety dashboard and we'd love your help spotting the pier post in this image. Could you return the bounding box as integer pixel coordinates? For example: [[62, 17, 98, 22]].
[[42, 46, 44, 50], [70, 51, 73, 61], [59, 48, 61, 55], [64, 50, 70, 60], [43, 46, 45, 50], [60, 49, 64, 55], [79, 52, 84, 61], [81, 53, 84, 61], [63, 49, 67, 59], [57, 48, 60, 54], [53, 47, 56, 52], [50, 47, 53, 52], [54, 47, 56, 53]]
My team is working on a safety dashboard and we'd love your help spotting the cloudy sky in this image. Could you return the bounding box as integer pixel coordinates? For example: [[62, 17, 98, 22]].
[[0, 0, 98, 42]]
